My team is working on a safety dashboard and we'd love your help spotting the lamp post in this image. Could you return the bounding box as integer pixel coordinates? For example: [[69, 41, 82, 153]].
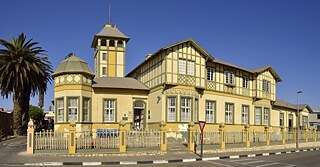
[[296, 91, 303, 148]]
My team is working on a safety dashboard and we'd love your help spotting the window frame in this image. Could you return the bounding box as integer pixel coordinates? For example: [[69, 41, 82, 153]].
[[280, 113, 284, 127], [255, 107, 262, 125], [262, 80, 271, 92], [167, 96, 177, 122], [102, 67, 107, 75], [178, 59, 186, 75], [262, 107, 270, 126], [67, 97, 79, 122], [180, 97, 192, 122], [242, 105, 249, 124], [103, 99, 117, 122], [207, 67, 215, 81], [187, 61, 195, 76], [82, 97, 91, 122], [242, 76, 249, 89], [56, 98, 64, 123], [224, 71, 235, 85], [206, 100, 216, 123], [225, 103, 234, 124]]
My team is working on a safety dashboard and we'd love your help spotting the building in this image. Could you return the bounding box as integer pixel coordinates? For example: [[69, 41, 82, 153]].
[[52, 23, 312, 133], [309, 109, 320, 130]]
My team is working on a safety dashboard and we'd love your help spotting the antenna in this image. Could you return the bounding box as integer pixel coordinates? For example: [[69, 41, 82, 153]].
[[108, 4, 111, 24]]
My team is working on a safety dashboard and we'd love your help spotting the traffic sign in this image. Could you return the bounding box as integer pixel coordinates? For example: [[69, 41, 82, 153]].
[[199, 121, 206, 132]]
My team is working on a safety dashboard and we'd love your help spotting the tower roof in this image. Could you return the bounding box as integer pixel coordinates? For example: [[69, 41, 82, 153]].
[[52, 54, 94, 77], [91, 24, 130, 48]]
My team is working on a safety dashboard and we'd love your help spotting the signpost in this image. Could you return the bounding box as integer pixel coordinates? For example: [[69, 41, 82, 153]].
[[198, 121, 206, 157]]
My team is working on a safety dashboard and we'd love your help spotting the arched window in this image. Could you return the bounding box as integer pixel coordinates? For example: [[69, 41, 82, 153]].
[[117, 41, 123, 47], [109, 40, 115, 47], [133, 100, 145, 109], [101, 39, 107, 46]]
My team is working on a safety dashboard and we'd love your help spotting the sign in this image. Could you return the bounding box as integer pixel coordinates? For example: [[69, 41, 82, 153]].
[[199, 121, 206, 132]]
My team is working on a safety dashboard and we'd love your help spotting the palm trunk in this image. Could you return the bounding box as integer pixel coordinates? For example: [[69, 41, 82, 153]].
[[13, 89, 30, 135]]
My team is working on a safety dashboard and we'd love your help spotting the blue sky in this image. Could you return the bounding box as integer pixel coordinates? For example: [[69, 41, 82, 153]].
[[0, 0, 320, 110]]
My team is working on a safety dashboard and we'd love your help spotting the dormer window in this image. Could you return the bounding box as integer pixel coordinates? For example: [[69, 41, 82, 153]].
[[101, 39, 107, 46], [224, 71, 234, 85], [117, 41, 123, 47], [109, 40, 115, 47], [262, 80, 271, 92]]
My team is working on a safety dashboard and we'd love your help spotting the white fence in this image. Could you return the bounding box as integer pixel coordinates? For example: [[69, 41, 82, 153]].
[[226, 131, 245, 144], [34, 130, 68, 151], [270, 131, 282, 142], [195, 131, 220, 145], [127, 130, 160, 148], [76, 130, 119, 150]]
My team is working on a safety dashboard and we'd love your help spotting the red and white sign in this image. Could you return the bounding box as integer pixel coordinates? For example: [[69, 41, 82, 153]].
[[199, 121, 206, 132]]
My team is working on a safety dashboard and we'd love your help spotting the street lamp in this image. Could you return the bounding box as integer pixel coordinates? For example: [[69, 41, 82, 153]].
[[296, 90, 303, 148]]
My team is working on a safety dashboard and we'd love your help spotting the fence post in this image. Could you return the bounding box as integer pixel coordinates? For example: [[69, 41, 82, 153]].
[[219, 122, 225, 149], [314, 128, 317, 142], [119, 120, 126, 153], [281, 126, 285, 145], [159, 120, 167, 151], [187, 122, 195, 151], [293, 127, 297, 144], [68, 121, 76, 154], [265, 126, 270, 146], [244, 124, 250, 147], [305, 127, 308, 142], [27, 119, 35, 154]]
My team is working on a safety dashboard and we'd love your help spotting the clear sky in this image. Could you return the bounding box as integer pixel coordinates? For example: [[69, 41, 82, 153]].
[[0, 0, 320, 110]]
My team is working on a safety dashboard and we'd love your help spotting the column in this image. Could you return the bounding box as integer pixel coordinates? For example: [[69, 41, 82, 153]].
[[219, 123, 225, 149], [187, 122, 195, 151], [305, 127, 308, 142], [27, 119, 35, 154], [68, 121, 76, 154], [281, 126, 285, 145], [244, 124, 250, 147], [119, 120, 126, 153], [159, 121, 167, 151], [265, 126, 270, 146]]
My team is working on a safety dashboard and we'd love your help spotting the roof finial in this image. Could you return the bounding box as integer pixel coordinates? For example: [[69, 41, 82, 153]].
[[108, 4, 111, 25]]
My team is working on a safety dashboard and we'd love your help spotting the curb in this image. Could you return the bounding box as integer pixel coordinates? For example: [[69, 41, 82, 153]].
[[4, 148, 320, 166]]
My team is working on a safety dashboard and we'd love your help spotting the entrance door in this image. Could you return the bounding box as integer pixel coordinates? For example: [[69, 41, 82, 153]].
[[133, 101, 145, 130]]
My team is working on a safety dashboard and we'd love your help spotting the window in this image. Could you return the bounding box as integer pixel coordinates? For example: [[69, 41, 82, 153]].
[[242, 105, 249, 124], [318, 114, 320, 120], [206, 101, 215, 123], [302, 116, 308, 128], [280, 113, 284, 126], [117, 41, 123, 47], [102, 53, 107, 60], [102, 67, 107, 75], [57, 99, 64, 122], [207, 67, 215, 81], [167, 97, 176, 122], [178, 59, 186, 74], [262, 80, 271, 92], [243, 76, 249, 88], [255, 107, 261, 125], [224, 71, 234, 85], [109, 40, 115, 47], [225, 103, 234, 124], [83, 98, 90, 122], [68, 97, 78, 122], [101, 39, 106, 46], [194, 99, 198, 122], [181, 97, 191, 122], [263, 108, 269, 125], [104, 99, 116, 122], [187, 61, 194, 76]]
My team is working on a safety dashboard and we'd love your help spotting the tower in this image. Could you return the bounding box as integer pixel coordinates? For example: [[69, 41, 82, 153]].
[[91, 24, 130, 78]]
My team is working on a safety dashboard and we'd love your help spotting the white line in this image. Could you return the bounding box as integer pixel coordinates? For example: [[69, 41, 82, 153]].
[[82, 162, 102, 166], [182, 159, 196, 162], [303, 149, 307, 152], [24, 162, 63, 166], [120, 161, 137, 165], [295, 150, 300, 153], [205, 161, 234, 167], [256, 162, 280, 167], [286, 151, 291, 153], [262, 153, 270, 156], [275, 152, 282, 155], [153, 160, 168, 164], [248, 154, 256, 157], [230, 155, 240, 159], [242, 160, 265, 164], [24, 163, 43, 166], [202, 157, 220, 161]]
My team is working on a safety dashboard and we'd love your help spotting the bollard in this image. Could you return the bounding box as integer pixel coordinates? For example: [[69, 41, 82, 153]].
[[244, 124, 250, 147], [219, 122, 225, 149]]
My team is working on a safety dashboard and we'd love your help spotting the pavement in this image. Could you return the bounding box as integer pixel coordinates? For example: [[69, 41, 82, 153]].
[[1, 136, 320, 166]]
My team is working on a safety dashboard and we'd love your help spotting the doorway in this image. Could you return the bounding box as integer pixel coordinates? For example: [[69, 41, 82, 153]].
[[133, 100, 145, 130]]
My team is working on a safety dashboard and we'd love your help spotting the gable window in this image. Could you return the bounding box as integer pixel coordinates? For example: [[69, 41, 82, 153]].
[[242, 76, 249, 88], [83, 98, 90, 122], [68, 97, 78, 122], [178, 59, 186, 74], [167, 97, 176, 122], [181, 97, 191, 122], [280, 113, 284, 126], [206, 101, 215, 123], [263, 108, 269, 125], [255, 107, 261, 125], [102, 53, 107, 61], [102, 67, 107, 75], [207, 67, 215, 81], [104, 99, 116, 122], [187, 61, 194, 76], [262, 80, 271, 92], [225, 103, 234, 124], [224, 71, 234, 85], [57, 98, 64, 123], [242, 105, 249, 124]]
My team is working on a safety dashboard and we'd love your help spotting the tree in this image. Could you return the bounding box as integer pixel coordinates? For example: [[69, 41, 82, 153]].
[[29, 105, 45, 131], [0, 33, 52, 135]]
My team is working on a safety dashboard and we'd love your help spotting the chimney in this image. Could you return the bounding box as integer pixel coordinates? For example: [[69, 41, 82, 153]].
[[146, 54, 152, 60]]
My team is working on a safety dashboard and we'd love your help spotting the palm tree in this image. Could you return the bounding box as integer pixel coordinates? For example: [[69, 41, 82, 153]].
[[0, 33, 52, 135]]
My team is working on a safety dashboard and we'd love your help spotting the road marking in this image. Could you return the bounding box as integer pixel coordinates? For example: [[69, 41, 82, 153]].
[[153, 160, 168, 164], [83, 162, 102, 166], [286, 151, 291, 153], [262, 153, 269, 156], [256, 162, 280, 167], [248, 154, 256, 157], [205, 161, 234, 167], [182, 159, 196, 162], [202, 157, 220, 161], [242, 160, 265, 164], [229, 155, 240, 159], [120, 161, 137, 165], [275, 152, 282, 155]]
